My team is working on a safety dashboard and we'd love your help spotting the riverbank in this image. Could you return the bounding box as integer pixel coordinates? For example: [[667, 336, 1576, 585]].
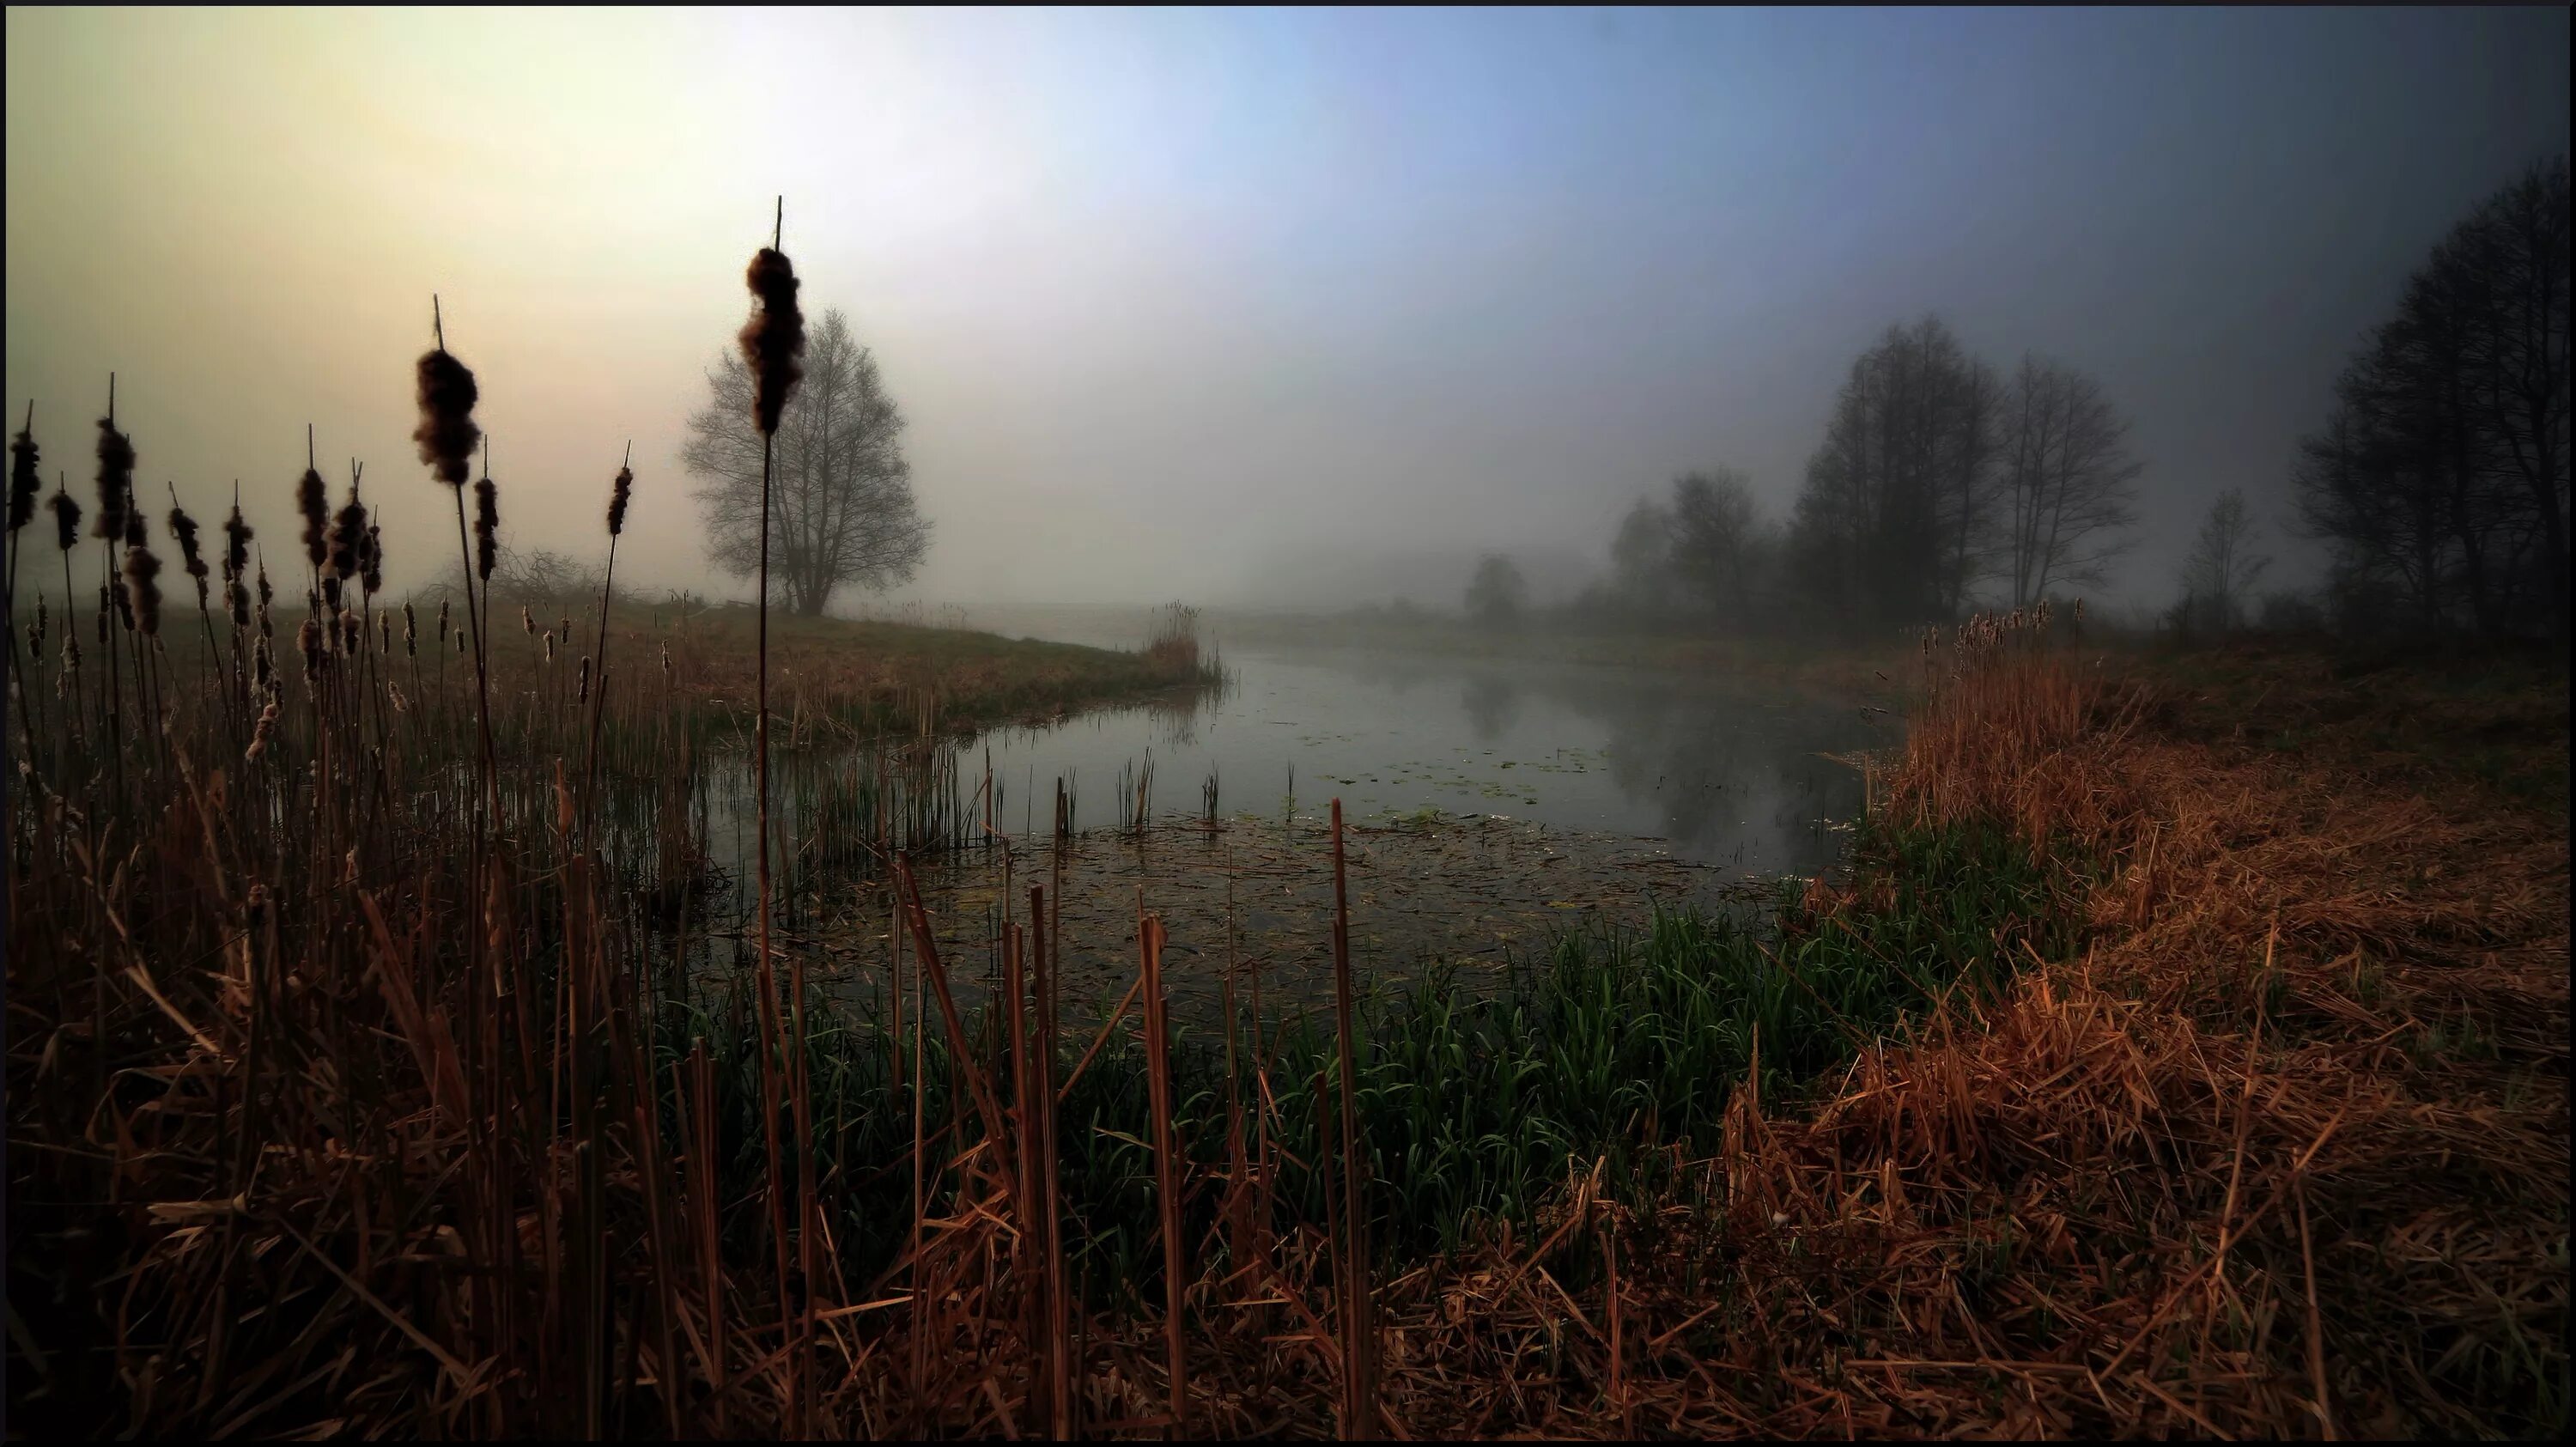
[[788, 626, 2566, 1437], [10, 622, 2560, 1437]]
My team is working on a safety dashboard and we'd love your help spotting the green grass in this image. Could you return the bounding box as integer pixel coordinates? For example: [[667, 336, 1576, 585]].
[[656, 816, 2088, 1306]]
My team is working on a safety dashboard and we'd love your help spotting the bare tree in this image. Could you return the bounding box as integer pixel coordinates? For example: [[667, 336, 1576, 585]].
[[1668, 467, 1768, 617], [684, 308, 929, 617], [2177, 487, 2270, 635], [1787, 315, 2000, 628], [1608, 495, 1674, 614], [1464, 553, 1528, 629], [2292, 157, 2567, 641], [2001, 354, 2142, 606]]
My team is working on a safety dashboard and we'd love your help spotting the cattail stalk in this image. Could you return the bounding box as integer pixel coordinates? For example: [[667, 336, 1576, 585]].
[[740, 198, 811, 1429], [582, 444, 632, 823], [1330, 797, 1377, 1438]]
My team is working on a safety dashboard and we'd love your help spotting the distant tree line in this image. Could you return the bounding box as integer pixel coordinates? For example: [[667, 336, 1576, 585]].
[[1548, 318, 2142, 635], [2292, 157, 2568, 643]]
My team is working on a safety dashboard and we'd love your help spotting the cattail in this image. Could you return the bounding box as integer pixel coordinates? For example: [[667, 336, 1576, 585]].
[[436, 597, 450, 643], [166, 496, 210, 614], [61, 624, 80, 672], [110, 575, 136, 633], [412, 344, 481, 489], [245, 699, 277, 761], [577, 654, 592, 702], [403, 600, 417, 655], [31, 599, 47, 654], [520, 605, 534, 635], [8, 405, 37, 537], [606, 462, 634, 537], [124, 541, 165, 635], [339, 608, 361, 656], [94, 413, 135, 541], [328, 482, 365, 587], [297, 459, 329, 572], [48, 485, 81, 553], [253, 635, 273, 690], [456, 629, 467, 656], [361, 519, 383, 595], [223, 499, 253, 625], [473, 474, 498, 581], [543, 629, 556, 661], [741, 246, 806, 435], [556, 613, 570, 641], [255, 558, 275, 639], [659, 640, 670, 675], [296, 617, 321, 684], [379, 612, 391, 654]]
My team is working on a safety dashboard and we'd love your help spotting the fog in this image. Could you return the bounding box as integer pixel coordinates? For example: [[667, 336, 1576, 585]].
[[6, 7, 2567, 619]]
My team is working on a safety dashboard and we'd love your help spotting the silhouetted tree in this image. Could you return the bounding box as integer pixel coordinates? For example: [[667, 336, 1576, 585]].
[[685, 308, 930, 617], [1668, 466, 1767, 617], [2293, 157, 2568, 641], [2001, 354, 2142, 606], [2176, 487, 2270, 635], [1464, 553, 1528, 629], [1608, 495, 1674, 614], [1787, 315, 2000, 629]]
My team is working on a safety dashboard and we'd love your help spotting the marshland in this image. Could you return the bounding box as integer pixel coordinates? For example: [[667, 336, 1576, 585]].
[[6, 9, 2569, 1441]]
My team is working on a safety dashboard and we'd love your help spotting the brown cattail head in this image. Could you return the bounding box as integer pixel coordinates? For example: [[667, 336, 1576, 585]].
[[60, 620, 79, 672], [577, 654, 592, 702], [245, 700, 278, 761], [520, 604, 534, 635], [361, 520, 383, 595], [8, 408, 37, 535], [741, 246, 805, 435], [295, 616, 320, 684], [93, 414, 135, 541], [222, 500, 252, 580], [543, 629, 555, 661], [329, 484, 365, 584], [48, 486, 81, 552], [121, 547, 160, 634], [606, 462, 634, 537], [413, 346, 481, 488], [339, 607, 361, 656], [253, 634, 273, 690], [472, 475, 498, 581], [403, 600, 417, 655], [436, 596, 450, 642], [166, 498, 208, 581], [255, 557, 275, 636], [297, 465, 329, 569]]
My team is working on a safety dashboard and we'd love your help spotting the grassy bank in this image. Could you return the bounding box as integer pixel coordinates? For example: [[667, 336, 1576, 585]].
[[9, 609, 2562, 1438]]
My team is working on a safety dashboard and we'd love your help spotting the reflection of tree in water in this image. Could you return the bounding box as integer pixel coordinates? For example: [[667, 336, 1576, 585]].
[[1460, 675, 1522, 743], [1148, 692, 1203, 749], [1518, 671, 1886, 869]]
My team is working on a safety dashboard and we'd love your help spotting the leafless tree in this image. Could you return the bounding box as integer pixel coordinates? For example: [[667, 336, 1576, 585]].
[[2293, 157, 2567, 641], [1787, 315, 2000, 628], [2001, 354, 2142, 606], [2177, 487, 2270, 634], [1464, 553, 1528, 629], [1608, 495, 1674, 613], [684, 308, 929, 617], [1668, 467, 1767, 617]]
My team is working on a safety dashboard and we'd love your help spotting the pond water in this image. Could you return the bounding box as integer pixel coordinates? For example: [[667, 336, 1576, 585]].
[[963, 645, 1893, 873], [671, 643, 1900, 1022]]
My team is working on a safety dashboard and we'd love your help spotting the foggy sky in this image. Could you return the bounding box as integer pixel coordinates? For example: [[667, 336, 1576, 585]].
[[6, 7, 2567, 617]]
